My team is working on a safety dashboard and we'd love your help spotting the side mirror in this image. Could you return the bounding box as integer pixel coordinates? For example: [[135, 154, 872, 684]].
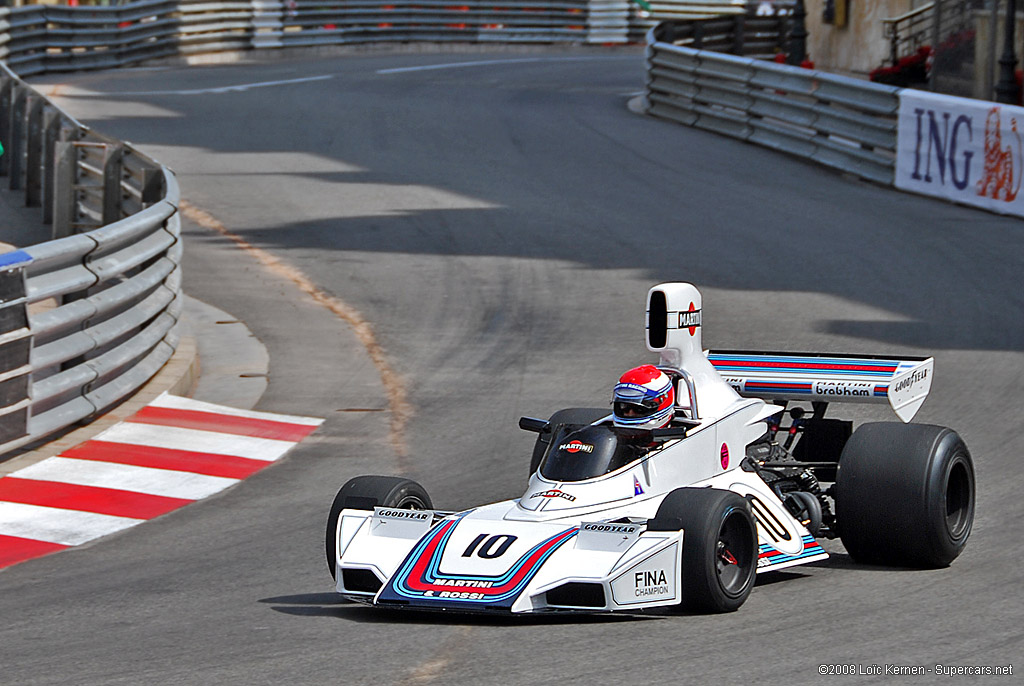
[[518, 417, 549, 434], [651, 426, 691, 442]]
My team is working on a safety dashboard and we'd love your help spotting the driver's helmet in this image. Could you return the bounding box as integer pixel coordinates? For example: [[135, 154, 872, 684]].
[[612, 365, 675, 430]]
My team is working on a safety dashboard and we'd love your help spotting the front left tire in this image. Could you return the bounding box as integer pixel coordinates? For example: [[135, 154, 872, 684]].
[[325, 475, 432, 579]]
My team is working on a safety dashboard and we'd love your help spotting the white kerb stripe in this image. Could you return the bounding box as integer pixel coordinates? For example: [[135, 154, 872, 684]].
[[13, 457, 239, 500], [0, 501, 142, 546], [149, 392, 324, 426], [92, 422, 296, 462]]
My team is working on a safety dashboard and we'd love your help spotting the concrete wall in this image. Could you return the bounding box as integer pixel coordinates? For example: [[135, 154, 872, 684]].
[[806, 0, 922, 76]]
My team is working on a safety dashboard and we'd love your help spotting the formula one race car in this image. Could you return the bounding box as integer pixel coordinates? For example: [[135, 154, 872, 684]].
[[326, 283, 975, 614]]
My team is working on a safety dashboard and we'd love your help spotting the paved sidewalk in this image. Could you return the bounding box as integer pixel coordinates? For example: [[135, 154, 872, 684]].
[[0, 184, 50, 250]]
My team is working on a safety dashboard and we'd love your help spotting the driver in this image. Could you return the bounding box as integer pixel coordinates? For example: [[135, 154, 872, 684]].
[[538, 365, 676, 483], [612, 365, 675, 431]]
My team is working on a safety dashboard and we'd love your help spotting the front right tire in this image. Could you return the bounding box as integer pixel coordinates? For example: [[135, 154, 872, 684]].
[[649, 487, 757, 613]]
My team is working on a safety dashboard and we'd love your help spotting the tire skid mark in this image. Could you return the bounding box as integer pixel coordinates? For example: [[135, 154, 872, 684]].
[[397, 625, 473, 685], [179, 200, 413, 466]]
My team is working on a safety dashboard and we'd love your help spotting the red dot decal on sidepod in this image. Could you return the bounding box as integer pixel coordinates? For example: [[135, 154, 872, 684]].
[[720, 443, 729, 469]]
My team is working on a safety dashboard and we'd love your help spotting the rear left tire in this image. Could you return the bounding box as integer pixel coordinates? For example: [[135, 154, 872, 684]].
[[834, 423, 974, 568]]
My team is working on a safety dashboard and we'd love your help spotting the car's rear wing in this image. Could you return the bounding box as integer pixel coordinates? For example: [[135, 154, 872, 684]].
[[706, 351, 933, 422]]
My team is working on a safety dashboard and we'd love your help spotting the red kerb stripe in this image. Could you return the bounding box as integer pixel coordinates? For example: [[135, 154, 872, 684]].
[[0, 535, 69, 569], [126, 406, 318, 442], [61, 441, 268, 479], [0, 478, 192, 519]]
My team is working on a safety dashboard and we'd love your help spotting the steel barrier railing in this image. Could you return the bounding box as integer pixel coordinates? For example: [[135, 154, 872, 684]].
[[650, 11, 790, 57], [0, 2, 764, 458], [0, 64, 180, 456], [0, 0, 661, 76], [644, 23, 901, 185], [1, 4, 815, 458]]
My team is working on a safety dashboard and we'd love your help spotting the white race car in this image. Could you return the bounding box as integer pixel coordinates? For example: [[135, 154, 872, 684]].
[[326, 283, 975, 614]]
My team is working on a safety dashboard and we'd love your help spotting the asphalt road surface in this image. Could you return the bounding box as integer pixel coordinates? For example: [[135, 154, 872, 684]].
[[4, 47, 1021, 684]]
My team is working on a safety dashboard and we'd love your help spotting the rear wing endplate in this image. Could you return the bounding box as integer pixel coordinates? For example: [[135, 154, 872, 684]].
[[706, 351, 933, 422]]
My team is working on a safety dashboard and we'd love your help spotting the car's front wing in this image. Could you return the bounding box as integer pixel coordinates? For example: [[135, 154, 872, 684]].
[[334, 506, 685, 613]]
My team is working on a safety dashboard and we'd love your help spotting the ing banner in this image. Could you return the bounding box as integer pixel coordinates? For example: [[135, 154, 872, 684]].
[[895, 89, 1024, 218]]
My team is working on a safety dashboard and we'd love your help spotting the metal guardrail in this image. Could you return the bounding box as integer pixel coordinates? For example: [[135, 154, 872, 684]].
[[0, 64, 180, 456], [643, 0, 745, 21], [0, 2, 766, 457], [651, 11, 789, 57], [645, 23, 901, 185], [0, 3, 911, 457], [0, 0, 663, 76]]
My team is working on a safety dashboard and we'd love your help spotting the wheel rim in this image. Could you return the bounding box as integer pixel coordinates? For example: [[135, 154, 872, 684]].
[[944, 456, 973, 540], [715, 510, 754, 597], [394, 495, 428, 509]]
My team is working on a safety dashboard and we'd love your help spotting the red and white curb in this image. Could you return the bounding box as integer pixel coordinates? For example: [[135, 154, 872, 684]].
[[0, 393, 323, 570]]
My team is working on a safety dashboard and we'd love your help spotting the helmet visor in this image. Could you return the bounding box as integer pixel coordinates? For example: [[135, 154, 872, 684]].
[[613, 400, 657, 419], [614, 382, 664, 407]]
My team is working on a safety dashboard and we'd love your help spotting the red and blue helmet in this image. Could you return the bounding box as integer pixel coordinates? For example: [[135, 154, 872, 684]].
[[612, 365, 675, 430]]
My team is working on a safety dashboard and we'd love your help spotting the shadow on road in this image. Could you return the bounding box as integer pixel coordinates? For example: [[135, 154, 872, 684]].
[[261, 591, 667, 625]]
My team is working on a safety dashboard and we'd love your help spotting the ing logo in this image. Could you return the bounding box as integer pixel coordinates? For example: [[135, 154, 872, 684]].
[[977, 107, 1023, 202]]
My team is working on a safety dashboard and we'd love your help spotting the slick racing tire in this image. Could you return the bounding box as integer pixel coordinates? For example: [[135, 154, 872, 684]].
[[530, 407, 609, 476], [649, 487, 757, 613], [835, 423, 974, 568], [325, 475, 433, 579]]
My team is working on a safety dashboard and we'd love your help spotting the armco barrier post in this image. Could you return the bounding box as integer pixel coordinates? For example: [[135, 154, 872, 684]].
[[52, 140, 78, 239], [787, 0, 807, 66], [26, 95, 45, 207], [102, 143, 124, 225], [140, 167, 164, 208], [0, 250, 33, 445], [0, 77, 11, 177], [8, 84, 27, 191], [42, 108, 63, 224], [732, 14, 745, 55]]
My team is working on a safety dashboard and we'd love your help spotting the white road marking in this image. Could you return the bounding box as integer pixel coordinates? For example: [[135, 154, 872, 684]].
[[50, 56, 635, 99], [0, 502, 142, 546], [12, 458, 240, 500], [148, 392, 324, 426], [376, 55, 633, 74], [93, 422, 297, 461], [107, 74, 334, 96]]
